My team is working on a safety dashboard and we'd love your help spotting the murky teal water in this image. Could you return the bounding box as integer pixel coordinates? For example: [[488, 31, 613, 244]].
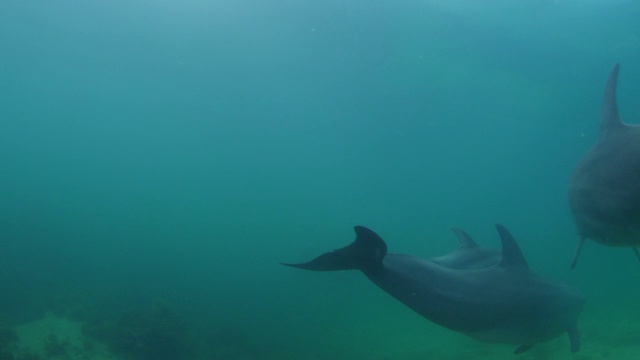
[[1, 1, 640, 359]]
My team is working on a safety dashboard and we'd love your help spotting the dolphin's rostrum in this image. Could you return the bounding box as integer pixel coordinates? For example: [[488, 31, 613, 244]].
[[282, 225, 584, 354]]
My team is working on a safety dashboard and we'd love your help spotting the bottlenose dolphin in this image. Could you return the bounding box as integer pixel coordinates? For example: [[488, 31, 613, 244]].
[[430, 227, 501, 269], [569, 64, 640, 268], [283, 225, 584, 354]]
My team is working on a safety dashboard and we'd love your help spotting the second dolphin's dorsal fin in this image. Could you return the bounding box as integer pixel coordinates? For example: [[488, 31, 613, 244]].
[[451, 227, 478, 249], [600, 63, 623, 136], [495, 224, 529, 271]]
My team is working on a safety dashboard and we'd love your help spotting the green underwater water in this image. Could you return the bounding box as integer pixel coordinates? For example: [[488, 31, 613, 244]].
[[1, 0, 640, 359]]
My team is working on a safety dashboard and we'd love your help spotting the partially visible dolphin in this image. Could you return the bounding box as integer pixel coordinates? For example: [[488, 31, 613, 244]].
[[282, 225, 584, 354], [569, 64, 640, 268], [430, 227, 501, 269]]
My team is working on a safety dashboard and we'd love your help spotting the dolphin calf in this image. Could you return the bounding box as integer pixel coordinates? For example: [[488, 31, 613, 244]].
[[283, 225, 584, 354], [568, 64, 640, 267]]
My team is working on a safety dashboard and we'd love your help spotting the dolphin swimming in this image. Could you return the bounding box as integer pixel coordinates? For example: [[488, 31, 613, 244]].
[[568, 64, 640, 268], [282, 225, 584, 354]]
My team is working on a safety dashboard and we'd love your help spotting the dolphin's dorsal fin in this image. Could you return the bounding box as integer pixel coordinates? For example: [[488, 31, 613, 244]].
[[495, 224, 529, 271], [451, 227, 478, 249], [600, 63, 623, 136]]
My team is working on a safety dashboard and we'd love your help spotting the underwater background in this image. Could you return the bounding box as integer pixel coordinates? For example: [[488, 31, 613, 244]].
[[1, 0, 640, 359]]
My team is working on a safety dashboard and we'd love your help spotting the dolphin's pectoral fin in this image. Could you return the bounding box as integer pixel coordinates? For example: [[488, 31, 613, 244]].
[[633, 247, 640, 262], [570, 236, 586, 269], [513, 345, 533, 354], [568, 324, 581, 352]]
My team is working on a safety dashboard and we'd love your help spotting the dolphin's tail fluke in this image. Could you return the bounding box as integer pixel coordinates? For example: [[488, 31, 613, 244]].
[[281, 226, 387, 274]]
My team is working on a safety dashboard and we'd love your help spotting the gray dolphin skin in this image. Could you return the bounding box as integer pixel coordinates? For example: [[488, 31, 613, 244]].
[[282, 225, 584, 354], [568, 64, 640, 268]]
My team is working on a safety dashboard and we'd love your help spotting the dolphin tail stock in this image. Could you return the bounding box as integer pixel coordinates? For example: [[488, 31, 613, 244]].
[[570, 236, 586, 269], [281, 226, 388, 273]]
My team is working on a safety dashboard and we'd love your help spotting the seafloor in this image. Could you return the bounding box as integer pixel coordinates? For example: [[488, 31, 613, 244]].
[[1, 302, 638, 360]]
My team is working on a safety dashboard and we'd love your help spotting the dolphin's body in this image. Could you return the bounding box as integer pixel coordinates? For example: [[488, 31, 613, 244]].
[[569, 64, 640, 267], [283, 225, 583, 354]]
